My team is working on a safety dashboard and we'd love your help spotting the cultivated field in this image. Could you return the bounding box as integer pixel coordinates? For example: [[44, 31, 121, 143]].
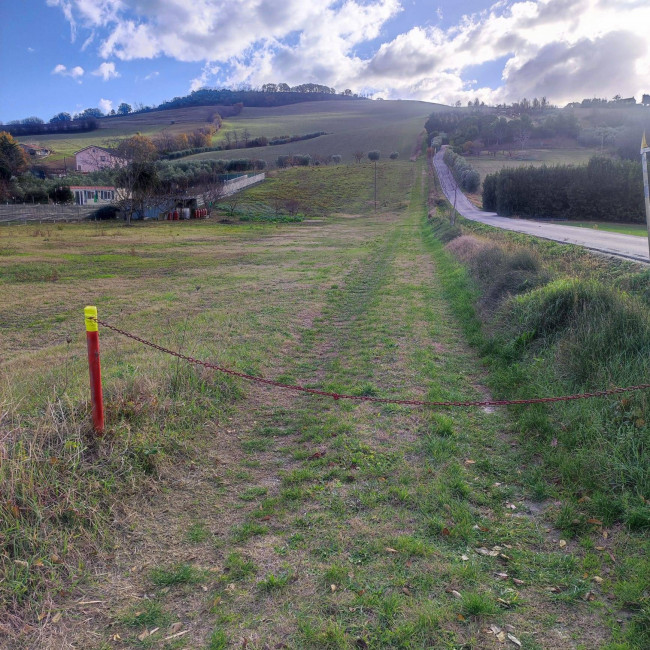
[[16, 100, 439, 167], [2, 161, 647, 649], [190, 100, 438, 164]]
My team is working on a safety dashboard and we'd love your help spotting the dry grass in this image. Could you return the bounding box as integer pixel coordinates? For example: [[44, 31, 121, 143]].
[[1, 163, 636, 649]]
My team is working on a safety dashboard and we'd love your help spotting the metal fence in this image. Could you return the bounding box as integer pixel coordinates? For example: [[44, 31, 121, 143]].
[[0, 203, 100, 225]]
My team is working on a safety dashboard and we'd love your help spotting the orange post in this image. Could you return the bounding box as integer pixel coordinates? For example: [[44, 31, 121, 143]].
[[84, 306, 105, 434]]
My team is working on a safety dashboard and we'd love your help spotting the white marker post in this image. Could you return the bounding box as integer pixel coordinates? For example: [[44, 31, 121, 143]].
[[641, 132, 650, 261]]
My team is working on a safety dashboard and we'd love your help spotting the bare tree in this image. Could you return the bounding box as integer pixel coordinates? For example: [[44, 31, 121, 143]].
[[197, 173, 225, 211], [353, 150, 364, 163], [222, 192, 241, 217], [109, 135, 160, 225]]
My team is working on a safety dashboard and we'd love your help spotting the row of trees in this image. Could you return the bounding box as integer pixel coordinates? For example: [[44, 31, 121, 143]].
[[457, 96, 553, 113], [426, 111, 580, 154], [482, 157, 645, 222], [155, 88, 364, 113], [443, 148, 480, 192], [151, 127, 217, 155]]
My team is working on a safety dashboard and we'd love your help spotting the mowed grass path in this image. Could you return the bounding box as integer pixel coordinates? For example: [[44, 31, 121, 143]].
[[2, 166, 620, 649]]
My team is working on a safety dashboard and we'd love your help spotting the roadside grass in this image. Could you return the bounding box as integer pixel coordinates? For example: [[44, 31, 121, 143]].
[[539, 220, 648, 237], [426, 197, 650, 648]]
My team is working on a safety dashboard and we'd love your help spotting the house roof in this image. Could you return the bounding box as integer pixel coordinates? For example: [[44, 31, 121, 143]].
[[70, 186, 116, 191], [74, 145, 122, 156]]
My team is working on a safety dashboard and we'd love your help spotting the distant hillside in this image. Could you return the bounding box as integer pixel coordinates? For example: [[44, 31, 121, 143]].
[[18, 100, 445, 167], [185, 100, 443, 165]]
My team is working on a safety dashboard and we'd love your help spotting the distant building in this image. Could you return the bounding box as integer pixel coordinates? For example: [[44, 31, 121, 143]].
[[74, 145, 126, 172], [70, 185, 116, 205], [19, 144, 50, 157]]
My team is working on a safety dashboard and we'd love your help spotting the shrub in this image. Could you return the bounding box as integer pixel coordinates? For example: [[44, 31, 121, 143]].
[[88, 205, 119, 220]]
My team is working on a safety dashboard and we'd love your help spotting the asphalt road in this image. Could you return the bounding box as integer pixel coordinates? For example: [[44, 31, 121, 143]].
[[433, 148, 650, 264]]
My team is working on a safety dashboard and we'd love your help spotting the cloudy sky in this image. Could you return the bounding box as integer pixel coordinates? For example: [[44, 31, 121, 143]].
[[1, 0, 648, 122]]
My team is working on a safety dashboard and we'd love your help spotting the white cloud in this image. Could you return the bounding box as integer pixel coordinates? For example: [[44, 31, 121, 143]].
[[98, 98, 113, 113], [52, 63, 85, 79], [51, 0, 650, 106], [46, 0, 77, 41], [93, 61, 120, 81], [81, 31, 95, 51], [144, 71, 159, 80]]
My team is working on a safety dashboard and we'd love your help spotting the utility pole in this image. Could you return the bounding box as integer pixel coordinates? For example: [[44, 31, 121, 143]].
[[374, 159, 377, 212], [641, 132, 650, 261]]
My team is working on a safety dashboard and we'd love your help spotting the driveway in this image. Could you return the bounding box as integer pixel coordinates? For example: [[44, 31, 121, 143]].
[[433, 148, 649, 264]]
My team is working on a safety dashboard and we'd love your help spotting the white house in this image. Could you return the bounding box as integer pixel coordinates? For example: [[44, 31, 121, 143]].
[[74, 146, 126, 173], [70, 185, 116, 205]]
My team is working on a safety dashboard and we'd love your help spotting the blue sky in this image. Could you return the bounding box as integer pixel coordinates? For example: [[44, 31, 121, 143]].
[[1, 0, 648, 123]]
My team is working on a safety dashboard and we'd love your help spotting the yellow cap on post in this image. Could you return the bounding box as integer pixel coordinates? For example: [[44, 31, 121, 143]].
[[84, 306, 98, 332], [642, 131, 648, 150]]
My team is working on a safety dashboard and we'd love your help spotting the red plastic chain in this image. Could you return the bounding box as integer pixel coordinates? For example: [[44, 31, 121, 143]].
[[94, 318, 650, 408]]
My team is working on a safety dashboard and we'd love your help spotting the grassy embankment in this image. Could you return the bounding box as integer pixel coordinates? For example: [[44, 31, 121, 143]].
[[426, 158, 650, 647], [541, 221, 648, 237], [1, 159, 647, 648]]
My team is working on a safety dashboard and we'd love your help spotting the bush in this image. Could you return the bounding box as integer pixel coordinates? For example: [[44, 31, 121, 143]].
[[88, 205, 119, 220]]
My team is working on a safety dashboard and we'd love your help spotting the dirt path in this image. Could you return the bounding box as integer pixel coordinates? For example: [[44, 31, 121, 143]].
[[24, 167, 618, 650]]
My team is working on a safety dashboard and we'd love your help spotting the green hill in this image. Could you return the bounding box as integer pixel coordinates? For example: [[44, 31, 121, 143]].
[[188, 100, 443, 164], [18, 100, 444, 167]]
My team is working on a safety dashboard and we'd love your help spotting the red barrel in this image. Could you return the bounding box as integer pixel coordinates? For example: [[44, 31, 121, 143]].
[[173, 210, 179, 220]]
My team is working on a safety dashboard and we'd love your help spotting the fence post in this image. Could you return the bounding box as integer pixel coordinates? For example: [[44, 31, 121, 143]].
[[84, 306, 105, 434]]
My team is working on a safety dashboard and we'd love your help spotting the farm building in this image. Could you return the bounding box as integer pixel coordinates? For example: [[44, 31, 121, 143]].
[[74, 145, 126, 172], [19, 144, 50, 157], [70, 185, 116, 205]]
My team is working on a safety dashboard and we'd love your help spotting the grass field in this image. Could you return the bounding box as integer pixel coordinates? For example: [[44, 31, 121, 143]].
[[2, 160, 648, 648], [539, 220, 649, 237], [470, 147, 601, 187], [16, 100, 438, 167], [190, 100, 438, 165]]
